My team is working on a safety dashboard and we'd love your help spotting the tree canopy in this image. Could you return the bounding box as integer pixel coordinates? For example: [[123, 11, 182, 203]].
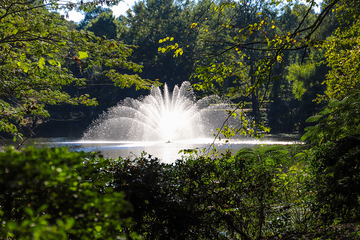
[[156, 0, 359, 139], [1, 0, 360, 142], [0, 0, 158, 140]]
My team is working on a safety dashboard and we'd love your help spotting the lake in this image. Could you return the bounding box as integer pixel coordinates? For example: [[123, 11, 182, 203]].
[[0, 135, 302, 164]]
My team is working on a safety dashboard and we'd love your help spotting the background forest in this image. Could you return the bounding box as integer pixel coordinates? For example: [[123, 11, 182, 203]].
[[0, 0, 342, 139]]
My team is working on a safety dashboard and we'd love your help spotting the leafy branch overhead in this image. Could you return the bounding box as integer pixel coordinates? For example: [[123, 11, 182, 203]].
[[184, 1, 336, 79], [158, 0, 353, 138], [0, 0, 158, 139]]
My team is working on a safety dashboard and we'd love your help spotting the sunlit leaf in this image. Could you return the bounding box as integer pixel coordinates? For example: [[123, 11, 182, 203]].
[[38, 57, 45, 69], [78, 51, 89, 59]]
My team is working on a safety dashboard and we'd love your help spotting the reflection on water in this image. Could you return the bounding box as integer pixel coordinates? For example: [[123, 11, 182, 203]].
[[0, 136, 302, 164]]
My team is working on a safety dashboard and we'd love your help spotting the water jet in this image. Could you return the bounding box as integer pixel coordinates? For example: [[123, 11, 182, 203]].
[[82, 81, 239, 142]]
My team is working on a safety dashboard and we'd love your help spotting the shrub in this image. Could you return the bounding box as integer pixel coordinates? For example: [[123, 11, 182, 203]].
[[0, 145, 313, 239], [0, 147, 133, 239], [302, 93, 360, 145], [308, 135, 360, 224], [107, 145, 310, 239]]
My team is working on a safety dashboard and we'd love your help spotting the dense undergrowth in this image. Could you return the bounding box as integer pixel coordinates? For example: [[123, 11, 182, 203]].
[[1, 136, 360, 239]]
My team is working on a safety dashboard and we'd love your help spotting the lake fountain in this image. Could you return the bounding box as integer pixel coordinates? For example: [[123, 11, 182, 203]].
[[0, 83, 301, 163], [0, 80, 301, 163], [74, 82, 300, 162], [82, 81, 238, 142]]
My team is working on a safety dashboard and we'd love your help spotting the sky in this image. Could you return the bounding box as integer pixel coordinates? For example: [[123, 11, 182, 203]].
[[64, 0, 137, 22], [65, 0, 321, 23]]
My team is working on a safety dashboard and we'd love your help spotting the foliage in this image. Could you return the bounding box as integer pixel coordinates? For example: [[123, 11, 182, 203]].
[[322, 20, 360, 101], [308, 135, 360, 224], [84, 11, 120, 39], [0, 0, 344, 138], [302, 92, 360, 144], [157, 0, 338, 136], [301, 2, 360, 145], [77, 6, 113, 30], [0, 147, 134, 239], [106, 145, 311, 239], [273, 49, 327, 133], [107, 155, 179, 239], [3, 144, 360, 239], [286, 62, 317, 100], [120, 0, 199, 86], [0, 0, 157, 139]]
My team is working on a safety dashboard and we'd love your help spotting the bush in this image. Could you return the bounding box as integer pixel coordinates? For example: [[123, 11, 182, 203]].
[[0, 145, 313, 239], [107, 145, 310, 239], [308, 135, 360, 224], [0, 147, 133, 239], [302, 93, 360, 145]]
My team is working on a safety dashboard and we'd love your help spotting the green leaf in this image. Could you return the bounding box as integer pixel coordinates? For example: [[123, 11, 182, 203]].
[[6, 222, 18, 230], [65, 218, 75, 229], [38, 57, 45, 69], [49, 59, 61, 67], [22, 65, 29, 73], [35, 204, 48, 214], [305, 115, 323, 123], [24, 207, 34, 216], [78, 51, 89, 59], [17, 61, 29, 72]]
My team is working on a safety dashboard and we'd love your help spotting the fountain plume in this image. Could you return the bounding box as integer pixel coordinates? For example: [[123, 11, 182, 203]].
[[83, 81, 238, 142]]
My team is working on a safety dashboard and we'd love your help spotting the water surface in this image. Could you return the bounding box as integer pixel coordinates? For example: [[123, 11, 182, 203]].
[[0, 136, 301, 164]]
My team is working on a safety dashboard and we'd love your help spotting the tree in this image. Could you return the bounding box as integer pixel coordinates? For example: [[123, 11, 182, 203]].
[[277, 49, 327, 132], [77, 6, 112, 30], [160, 0, 346, 136], [85, 11, 120, 39], [300, 0, 360, 143], [321, 20, 360, 101], [0, 0, 157, 140], [120, 0, 201, 87]]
